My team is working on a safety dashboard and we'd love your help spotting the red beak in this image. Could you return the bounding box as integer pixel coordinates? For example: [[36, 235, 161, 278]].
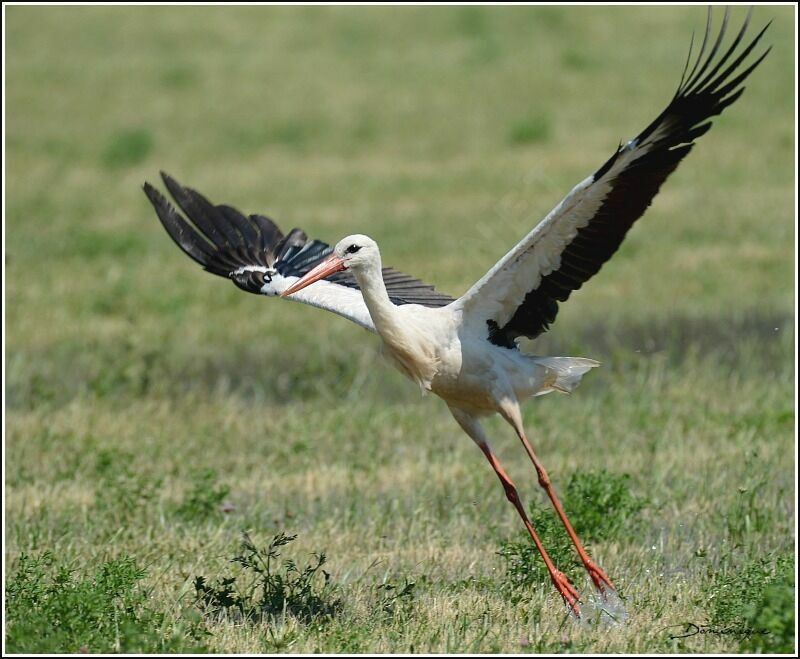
[[280, 254, 347, 298]]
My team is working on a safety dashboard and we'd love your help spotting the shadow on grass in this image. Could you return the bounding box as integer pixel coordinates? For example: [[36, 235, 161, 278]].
[[7, 308, 792, 410], [530, 309, 791, 366]]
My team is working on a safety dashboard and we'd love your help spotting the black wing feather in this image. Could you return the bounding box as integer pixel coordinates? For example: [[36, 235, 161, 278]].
[[145, 173, 454, 308], [490, 8, 769, 348]]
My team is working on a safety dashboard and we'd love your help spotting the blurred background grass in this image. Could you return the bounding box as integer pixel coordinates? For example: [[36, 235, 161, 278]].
[[5, 5, 795, 653]]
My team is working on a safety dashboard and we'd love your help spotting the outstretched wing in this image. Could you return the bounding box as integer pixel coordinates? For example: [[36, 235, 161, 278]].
[[456, 8, 770, 348], [144, 173, 454, 332]]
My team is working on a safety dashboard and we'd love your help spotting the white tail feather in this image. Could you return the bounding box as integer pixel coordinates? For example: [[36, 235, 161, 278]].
[[534, 357, 600, 394]]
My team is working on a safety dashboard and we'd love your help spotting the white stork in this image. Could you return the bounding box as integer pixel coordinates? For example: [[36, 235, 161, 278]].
[[144, 9, 769, 618]]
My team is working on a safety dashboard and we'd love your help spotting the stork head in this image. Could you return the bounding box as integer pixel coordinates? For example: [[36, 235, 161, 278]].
[[280, 234, 380, 298], [333, 234, 379, 271]]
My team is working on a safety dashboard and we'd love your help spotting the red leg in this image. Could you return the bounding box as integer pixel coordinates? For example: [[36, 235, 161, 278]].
[[450, 406, 583, 616], [478, 443, 582, 617], [514, 425, 615, 595]]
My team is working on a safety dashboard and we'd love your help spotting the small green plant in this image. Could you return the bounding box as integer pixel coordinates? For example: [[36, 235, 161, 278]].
[[723, 480, 776, 544], [5, 552, 206, 653], [93, 449, 161, 523], [741, 569, 795, 653], [563, 470, 648, 543], [194, 532, 342, 623], [498, 509, 579, 596], [175, 468, 231, 522], [498, 470, 647, 594], [375, 577, 416, 616], [708, 553, 794, 652]]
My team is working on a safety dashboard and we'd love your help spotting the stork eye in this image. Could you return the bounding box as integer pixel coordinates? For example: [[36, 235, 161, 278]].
[[345, 244, 362, 254]]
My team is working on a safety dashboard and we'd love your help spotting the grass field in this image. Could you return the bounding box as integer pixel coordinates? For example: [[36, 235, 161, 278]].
[[4, 5, 796, 654]]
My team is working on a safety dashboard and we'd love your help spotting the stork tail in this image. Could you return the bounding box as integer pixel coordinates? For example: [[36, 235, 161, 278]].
[[535, 357, 600, 394]]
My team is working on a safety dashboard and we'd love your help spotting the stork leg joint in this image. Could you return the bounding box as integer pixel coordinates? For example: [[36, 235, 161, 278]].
[[535, 466, 551, 489], [503, 482, 520, 505]]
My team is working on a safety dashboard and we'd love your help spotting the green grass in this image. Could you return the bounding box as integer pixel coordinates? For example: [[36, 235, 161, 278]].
[[6, 553, 207, 653], [5, 5, 795, 654]]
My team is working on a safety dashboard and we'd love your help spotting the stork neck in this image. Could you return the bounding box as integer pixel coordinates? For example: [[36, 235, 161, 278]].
[[351, 260, 399, 333]]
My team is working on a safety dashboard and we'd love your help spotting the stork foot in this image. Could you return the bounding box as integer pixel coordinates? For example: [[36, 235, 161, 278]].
[[584, 559, 615, 596], [551, 569, 581, 618]]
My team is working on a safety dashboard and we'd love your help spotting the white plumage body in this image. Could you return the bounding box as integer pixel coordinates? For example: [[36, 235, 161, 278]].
[[382, 302, 600, 414]]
